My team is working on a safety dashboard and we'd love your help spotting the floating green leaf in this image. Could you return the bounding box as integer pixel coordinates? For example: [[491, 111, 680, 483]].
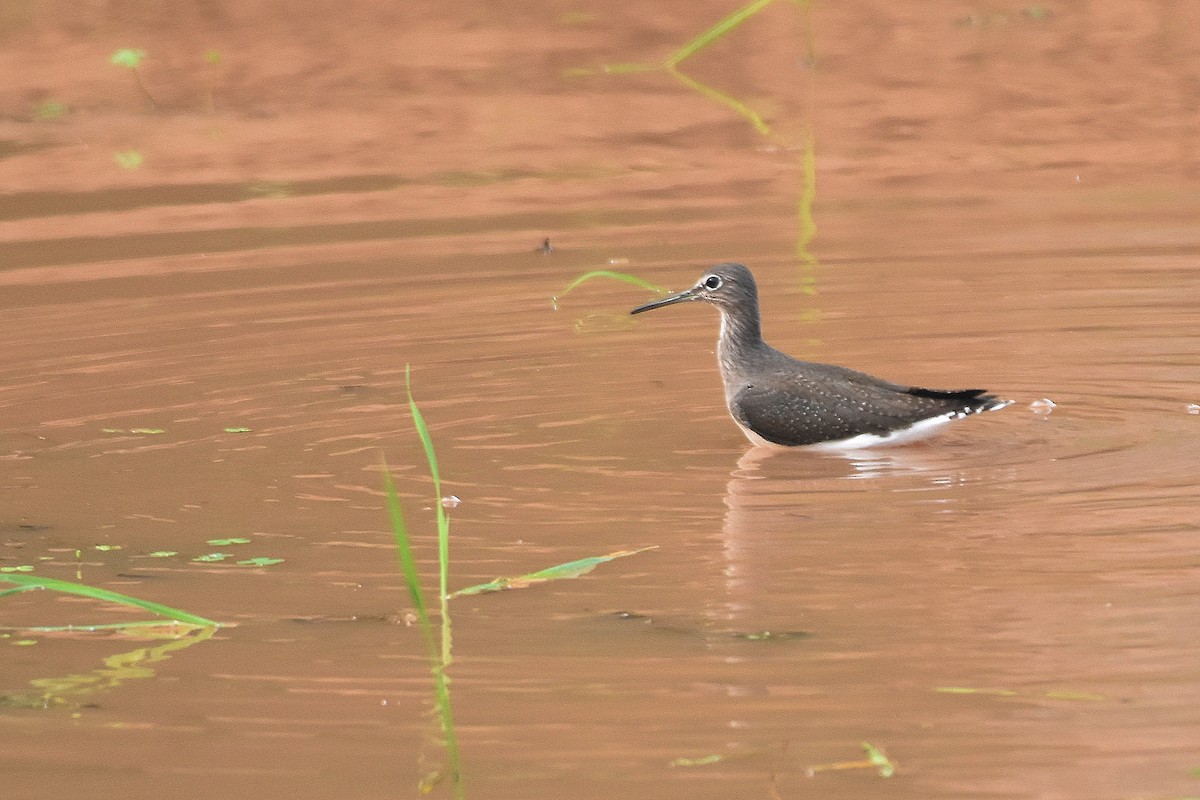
[[145, 551, 177, 558], [206, 537, 251, 546], [671, 754, 725, 767], [223, 427, 252, 433], [236, 557, 284, 567], [936, 686, 1020, 697], [1, 565, 34, 574], [449, 546, 657, 598], [110, 49, 147, 69], [191, 553, 231, 563], [0, 573, 220, 628], [33, 101, 68, 121], [94, 545, 122, 552], [204, 49, 221, 65], [114, 151, 144, 170]]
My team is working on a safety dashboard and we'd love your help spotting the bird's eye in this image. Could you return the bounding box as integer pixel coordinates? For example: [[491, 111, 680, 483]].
[[703, 275, 722, 290]]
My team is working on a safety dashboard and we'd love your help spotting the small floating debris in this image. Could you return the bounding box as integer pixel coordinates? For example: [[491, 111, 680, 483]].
[[1029, 398, 1056, 416], [538, 237, 554, 254], [1187, 403, 1200, 415], [732, 629, 811, 641], [807, 742, 895, 778], [440, 495, 461, 510], [670, 750, 764, 768]]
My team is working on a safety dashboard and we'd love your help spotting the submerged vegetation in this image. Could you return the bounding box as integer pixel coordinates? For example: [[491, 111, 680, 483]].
[[570, 0, 811, 141], [568, 0, 820, 280]]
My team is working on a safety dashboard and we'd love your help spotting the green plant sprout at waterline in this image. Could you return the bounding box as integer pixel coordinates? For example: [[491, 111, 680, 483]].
[[387, 368, 660, 796], [383, 364, 463, 798]]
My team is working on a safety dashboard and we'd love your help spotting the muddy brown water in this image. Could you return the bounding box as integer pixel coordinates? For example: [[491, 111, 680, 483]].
[[3, 3, 1200, 798]]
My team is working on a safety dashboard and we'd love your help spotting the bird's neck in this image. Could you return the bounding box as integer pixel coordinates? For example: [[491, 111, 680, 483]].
[[716, 305, 766, 381]]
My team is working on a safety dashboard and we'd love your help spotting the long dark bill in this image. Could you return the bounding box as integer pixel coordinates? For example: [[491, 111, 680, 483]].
[[630, 289, 699, 315]]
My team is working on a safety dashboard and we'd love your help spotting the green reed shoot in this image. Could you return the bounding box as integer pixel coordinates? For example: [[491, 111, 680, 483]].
[[405, 364, 453, 666], [383, 366, 463, 798]]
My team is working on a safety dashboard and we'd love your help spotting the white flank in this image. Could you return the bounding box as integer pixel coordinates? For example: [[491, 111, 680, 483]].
[[734, 411, 969, 451], [807, 413, 958, 451]]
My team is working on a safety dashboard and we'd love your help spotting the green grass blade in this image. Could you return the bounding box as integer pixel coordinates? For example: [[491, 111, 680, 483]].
[[553, 270, 667, 308], [381, 458, 431, 628], [0, 573, 220, 627], [12, 620, 208, 635], [666, 0, 779, 67], [449, 546, 657, 598], [404, 365, 453, 667]]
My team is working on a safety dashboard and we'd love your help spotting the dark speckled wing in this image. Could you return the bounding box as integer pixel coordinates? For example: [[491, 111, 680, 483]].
[[728, 361, 1001, 447]]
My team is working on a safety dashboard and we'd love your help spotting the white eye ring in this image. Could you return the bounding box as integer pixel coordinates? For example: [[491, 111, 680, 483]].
[[703, 275, 722, 290]]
